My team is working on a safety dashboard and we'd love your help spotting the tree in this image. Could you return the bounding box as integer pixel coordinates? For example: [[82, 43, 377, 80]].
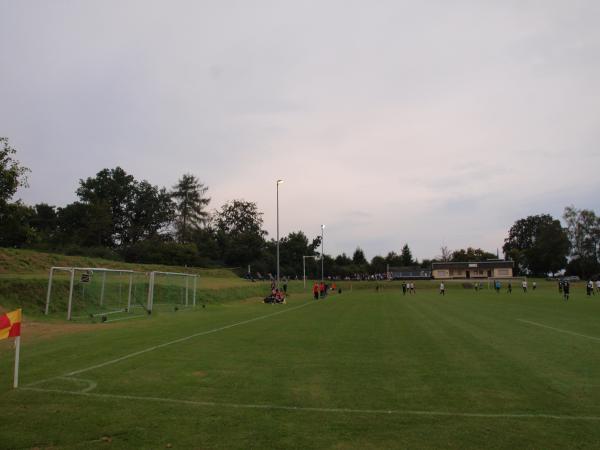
[[0, 138, 32, 246], [352, 247, 367, 265], [129, 181, 175, 243], [77, 167, 136, 246], [0, 202, 35, 247], [75, 168, 175, 247], [335, 253, 353, 266], [30, 203, 58, 242], [385, 251, 402, 266], [438, 246, 452, 262], [370, 255, 387, 272], [0, 137, 30, 206], [215, 200, 266, 265], [401, 244, 413, 266], [191, 226, 220, 262], [451, 247, 496, 262], [563, 206, 600, 277], [278, 231, 315, 275], [171, 174, 210, 243], [56, 201, 112, 247], [503, 214, 570, 276], [122, 239, 200, 266]]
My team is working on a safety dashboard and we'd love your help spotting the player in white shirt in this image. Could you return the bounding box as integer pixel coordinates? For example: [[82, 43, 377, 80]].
[[522, 280, 528, 293], [439, 282, 445, 296]]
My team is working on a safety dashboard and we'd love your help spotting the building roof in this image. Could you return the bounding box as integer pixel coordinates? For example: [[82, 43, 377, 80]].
[[389, 266, 428, 272], [432, 260, 513, 270]]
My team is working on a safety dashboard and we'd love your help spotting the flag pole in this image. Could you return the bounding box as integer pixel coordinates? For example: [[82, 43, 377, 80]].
[[13, 336, 20, 388]]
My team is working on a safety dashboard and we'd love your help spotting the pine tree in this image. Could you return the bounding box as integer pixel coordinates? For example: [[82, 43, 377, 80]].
[[171, 174, 210, 243], [401, 244, 413, 266]]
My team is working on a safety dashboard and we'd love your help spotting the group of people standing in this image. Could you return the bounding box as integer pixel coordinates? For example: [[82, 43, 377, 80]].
[[492, 279, 537, 294], [401, 281, 416, 295], [559, 279, 600, 300], [264, 278, 289, 304], [312, 282, 338, 299], [586, 280, 600, 296], [558, 280, 571, 301]]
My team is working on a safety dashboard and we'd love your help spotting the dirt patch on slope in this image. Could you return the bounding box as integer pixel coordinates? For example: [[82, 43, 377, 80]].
[[20, 321, 100, 342]]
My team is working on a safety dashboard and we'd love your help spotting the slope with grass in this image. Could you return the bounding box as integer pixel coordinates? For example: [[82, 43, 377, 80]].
[[0, 248, 272, 317]]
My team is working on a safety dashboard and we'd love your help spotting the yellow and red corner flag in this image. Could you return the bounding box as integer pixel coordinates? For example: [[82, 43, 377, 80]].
[[0, 308, 21, 340], [0, 309, 22, 388]]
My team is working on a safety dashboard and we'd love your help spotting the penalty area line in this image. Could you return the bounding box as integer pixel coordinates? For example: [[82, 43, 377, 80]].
[[517, 319, 600, 343], [26, 300, 314, 387], [20, 387, 600, 422]]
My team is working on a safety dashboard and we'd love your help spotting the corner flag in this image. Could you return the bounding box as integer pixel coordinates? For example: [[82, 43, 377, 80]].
[[0, 309, 22, 388]]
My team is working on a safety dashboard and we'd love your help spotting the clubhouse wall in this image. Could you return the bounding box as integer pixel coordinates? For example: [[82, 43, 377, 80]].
[[432, 261, 514, 279]]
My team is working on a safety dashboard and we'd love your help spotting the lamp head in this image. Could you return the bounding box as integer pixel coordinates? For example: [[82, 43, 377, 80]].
[[277, 179, 284, 185]]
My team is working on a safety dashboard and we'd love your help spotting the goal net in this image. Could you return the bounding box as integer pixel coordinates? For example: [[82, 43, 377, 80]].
[[146, 271, 198, 313], [44, 267, 148, 321]]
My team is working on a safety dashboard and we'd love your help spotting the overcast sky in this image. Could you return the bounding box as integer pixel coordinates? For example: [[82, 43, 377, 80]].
[[1, 0, 599, 260]]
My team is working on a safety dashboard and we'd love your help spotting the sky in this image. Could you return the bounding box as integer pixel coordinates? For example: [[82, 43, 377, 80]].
[[1, 0, 599, 261]]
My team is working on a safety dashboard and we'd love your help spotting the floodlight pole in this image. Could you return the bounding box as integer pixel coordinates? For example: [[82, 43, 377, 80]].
[[276, 179, 283, 288], [321, 224, 325, 283]]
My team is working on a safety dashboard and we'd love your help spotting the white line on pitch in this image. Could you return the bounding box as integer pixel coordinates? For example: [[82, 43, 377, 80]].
[[104, 314, 147, 323], [55, 301, 314, 379], [517, 319, 600, 342], [20, 387, 600, 422]]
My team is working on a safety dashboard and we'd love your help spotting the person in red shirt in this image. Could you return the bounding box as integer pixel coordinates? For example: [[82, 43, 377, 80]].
[[320, 282, 326, 298], [312, 282, 319, 300]]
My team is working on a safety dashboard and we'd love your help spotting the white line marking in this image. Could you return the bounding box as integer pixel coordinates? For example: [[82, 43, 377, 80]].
[[20, 387, 600, 421], [518, 319, 600, 342], [104, 314, 147, 323], [57, 377, 98, 393], [30, 301, 313, 383]]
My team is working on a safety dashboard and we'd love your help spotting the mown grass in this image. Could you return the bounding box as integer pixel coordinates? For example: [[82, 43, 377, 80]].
[[1, 281, 600, 449]]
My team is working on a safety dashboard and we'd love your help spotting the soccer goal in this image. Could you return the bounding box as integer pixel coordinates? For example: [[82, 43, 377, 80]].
[[146, 271, 198, 313], [485, 276, 528, 290], [45, 267, 148, 321]]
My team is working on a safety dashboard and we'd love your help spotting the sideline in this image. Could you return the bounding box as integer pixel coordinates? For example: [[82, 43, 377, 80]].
[[26, 300, 314, 386], [517, 319, 600, 343], [20, 387, 600, 422]]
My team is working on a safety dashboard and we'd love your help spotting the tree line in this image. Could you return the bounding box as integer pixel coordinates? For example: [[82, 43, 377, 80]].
[[1, 137, 599, 278]]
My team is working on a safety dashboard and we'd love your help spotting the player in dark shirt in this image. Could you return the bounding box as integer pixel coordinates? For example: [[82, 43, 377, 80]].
[[563, 281, 570, 301]]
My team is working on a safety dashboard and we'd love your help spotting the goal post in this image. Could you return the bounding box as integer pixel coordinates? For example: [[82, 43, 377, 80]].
[[146, 271, 198, 313], [45, 267, 145, 321]]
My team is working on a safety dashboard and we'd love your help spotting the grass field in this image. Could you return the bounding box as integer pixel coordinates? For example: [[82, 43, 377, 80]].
[[2, 281, 600, 449]]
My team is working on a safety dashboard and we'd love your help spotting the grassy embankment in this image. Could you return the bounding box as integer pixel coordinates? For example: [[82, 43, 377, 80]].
[[0, 248, 271, 318]]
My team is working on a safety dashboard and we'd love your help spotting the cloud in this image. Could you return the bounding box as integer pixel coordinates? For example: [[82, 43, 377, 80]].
[[2, 0, 599, 260]]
